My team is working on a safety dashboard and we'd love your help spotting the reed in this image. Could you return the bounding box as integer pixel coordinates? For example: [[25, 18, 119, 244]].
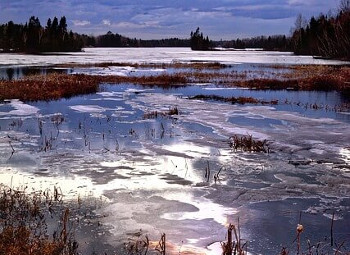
[[229, 134, 270, 153], [0, 185, 78, 255], [143, 106, 179, 119], [55, 61, 229, 70], [190, 94, 278, 105], [221, 222, 247, 255], [0, 72, 189, 101], [1, 64, 349, 101], [0, 73, 99, 101]]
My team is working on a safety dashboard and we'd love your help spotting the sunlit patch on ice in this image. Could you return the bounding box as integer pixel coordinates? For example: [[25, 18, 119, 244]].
[[0, 51, 350, 254], [161, 192, 237, 226], [70, 105, 110, 114], [340, 147, 350, 164], [0, 166, 105, 200], [0, 99, 39, 116]]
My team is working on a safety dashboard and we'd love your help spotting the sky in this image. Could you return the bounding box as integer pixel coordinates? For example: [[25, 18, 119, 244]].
[[0, 0, 341, 40]]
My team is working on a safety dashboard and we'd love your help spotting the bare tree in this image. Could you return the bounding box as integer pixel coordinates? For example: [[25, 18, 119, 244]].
[[340, 0, 350, 12], [291, 13, 307, 35]]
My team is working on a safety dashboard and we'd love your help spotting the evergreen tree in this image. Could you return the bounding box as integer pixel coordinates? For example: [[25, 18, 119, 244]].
[[190, 27, 211, 50]]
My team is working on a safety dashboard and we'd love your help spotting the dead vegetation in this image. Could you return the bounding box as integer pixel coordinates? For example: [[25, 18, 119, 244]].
[[0, 64, 349, 101], [221, 222, 247, 255], [0, 72, 188, 101], [190, 94, 278, 105], [143, 107, 179, 119], [0, 185, 78, 255], [55, 61, 229, 70], [235, 65, 350, 92], [229, 134, 270, 153], [0, 73, 99, 101], [278, 212, 349, 255], [1, 184, 348, 255]]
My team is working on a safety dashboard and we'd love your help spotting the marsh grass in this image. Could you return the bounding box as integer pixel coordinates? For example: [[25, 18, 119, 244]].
[[55, 61, 229, 70], [229, 134, 270, 153], [0, 73, 99, 101], [143, 107, 179, 119], [190, 94, 278, 105], [0, 185, 78, 255], [2, 184, 348, 255], [0, 72, 188, 101], [1, 64, 349, 101], [278, 214, 349, 255], [236, 65, 350, 92], [221, 223, 247, 255], [124, 232, 168, 255]]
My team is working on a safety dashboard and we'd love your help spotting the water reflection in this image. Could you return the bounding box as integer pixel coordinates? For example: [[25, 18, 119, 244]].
[[0, 82, 349, 254], [0, 66, 71, 80], [6, 68, 14, 80]]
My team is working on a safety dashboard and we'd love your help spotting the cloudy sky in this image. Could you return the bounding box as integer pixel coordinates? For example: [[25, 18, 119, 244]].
[[0, 0, 341, 39]]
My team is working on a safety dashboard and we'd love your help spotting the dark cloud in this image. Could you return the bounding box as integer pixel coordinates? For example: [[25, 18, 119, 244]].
[[0, 0, 340, 39]]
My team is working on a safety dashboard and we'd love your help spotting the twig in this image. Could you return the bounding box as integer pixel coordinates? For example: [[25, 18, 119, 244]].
[[331, 211, 335, 247]]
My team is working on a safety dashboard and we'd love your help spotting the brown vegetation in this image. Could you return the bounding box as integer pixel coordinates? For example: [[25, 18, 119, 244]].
[[0, 73, 99, 101], [0, 72, 188, 101], [0, 185, 77, 255], [55, 61, 229, 70], [190, 94, 278, 105], [221, 223, 247, 255], [143, 106, 179, 119], [1, 64, 349, 102], [229, 134, 270, 153]]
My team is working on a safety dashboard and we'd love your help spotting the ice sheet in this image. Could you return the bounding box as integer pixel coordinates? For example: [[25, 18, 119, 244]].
[[1, 48, 349, 67]]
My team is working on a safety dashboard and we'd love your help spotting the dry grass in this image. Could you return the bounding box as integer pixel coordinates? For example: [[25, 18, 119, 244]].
[[190, 94, 278, 105], [234, 65, 350, 92], [1, 63, 349, 101], [221, 223, 247, 255], [55, 61, 229, 70], [143, 106, 179, 119], [0, 72, 188, 101], [0, 185, 77, 255], [229, 134, 270, 153], [0, 73, 99, 101], [2, 184, 348, 255]]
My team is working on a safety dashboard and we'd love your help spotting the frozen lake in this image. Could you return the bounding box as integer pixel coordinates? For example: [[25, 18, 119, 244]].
[[1, 47, 349, 67], [0, 48, 349, 254]]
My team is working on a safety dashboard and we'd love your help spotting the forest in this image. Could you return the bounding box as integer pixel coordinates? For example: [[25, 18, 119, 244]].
[[290, 1, 350, 59], [80, 32, 189, 48], [190, 0, 350, 59], [0, 0, 349, 59], [0, 16, 83, 53], [0, 16, 188, 52]]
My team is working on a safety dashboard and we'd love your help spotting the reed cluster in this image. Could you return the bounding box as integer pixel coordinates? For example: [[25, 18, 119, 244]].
[[143, 107, 179, 119], [190, 94, 278, 105], [55, 61, 228, 70], [0, 73, 188, 101], [229, 134, 270, 153], [0, 185, 77, 255], [1, 64, 349, 101], [0, 73, 99, 101]]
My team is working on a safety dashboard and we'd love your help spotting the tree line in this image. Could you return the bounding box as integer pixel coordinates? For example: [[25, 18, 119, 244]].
[[0, 16, 190, 52], [80, 31, 189, 47], [192, 0, 350, 59], [1, 0, 349, 60], [217, 35, 290, 51], [291, 0, 350, 59], [0, 16, 83, 53]]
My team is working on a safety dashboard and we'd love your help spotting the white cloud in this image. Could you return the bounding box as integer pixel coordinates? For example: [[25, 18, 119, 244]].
[[114, 21, 146, 29], [287, 0, 330, 6], [102, 19, 111, 26], [72, 20, 91, 26]]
